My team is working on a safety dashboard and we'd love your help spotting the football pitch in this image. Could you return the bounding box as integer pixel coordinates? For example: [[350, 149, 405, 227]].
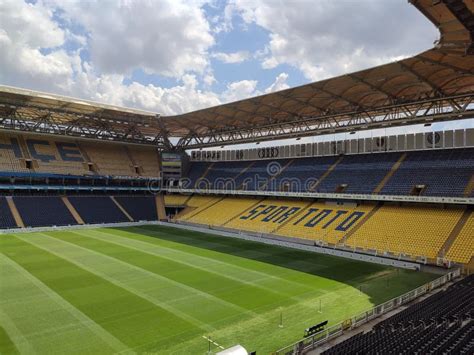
[[0, 225, 437, 354]]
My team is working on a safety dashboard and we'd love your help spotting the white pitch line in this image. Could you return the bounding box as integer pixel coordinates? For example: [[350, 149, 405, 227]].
[[69, 230, 260, 317], [0, 307, 35, 355], [18, 233, 216, 332], [89, 228, 309, 300], [0, 252, 130, 354], [202, 335, 225, 349]]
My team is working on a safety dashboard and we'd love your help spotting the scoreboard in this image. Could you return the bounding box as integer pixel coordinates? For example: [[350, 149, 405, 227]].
[[161, 152, 185, 181]]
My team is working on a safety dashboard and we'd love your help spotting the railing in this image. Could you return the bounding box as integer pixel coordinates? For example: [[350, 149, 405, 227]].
[[174, 220, 422, 270], [274, 269, 461, 355], [165, 188, 474, 205], [0, 220, 160, 234], [0, 184, 150, 191]]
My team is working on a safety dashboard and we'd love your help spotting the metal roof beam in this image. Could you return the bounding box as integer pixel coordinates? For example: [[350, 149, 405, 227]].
[[398, 62, 446, 95], [176, 93, 474, 149], [348, 74, 398, 102], [416, 55, 474, 75]]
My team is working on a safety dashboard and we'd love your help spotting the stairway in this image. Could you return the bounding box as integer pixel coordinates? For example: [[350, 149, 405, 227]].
[[6, 197, 24, 228], [61, 196, 85, 224], [223, 197, 266, 226], [271, 200, 313, 234], [463, 175, 474, 197], [110, 196, 134, 222], [123, 146, 139, 175], [261, 159, 294, 191], [340, 204, 382, 245], [155, 194, 167, 220], [310, 156, 344, 191], [373, 152, 407, 194], [438, 209, 472, 258], [235, 161, 256, 189]]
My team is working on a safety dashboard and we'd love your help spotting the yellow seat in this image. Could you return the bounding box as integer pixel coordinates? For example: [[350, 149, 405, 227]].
[[347, 206, 462, 259], [446, 213, 474, 264], [187, 197, 260, 226]]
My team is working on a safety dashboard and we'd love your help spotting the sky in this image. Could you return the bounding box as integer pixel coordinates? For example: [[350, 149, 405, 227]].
[[0, 0, 472, 147]]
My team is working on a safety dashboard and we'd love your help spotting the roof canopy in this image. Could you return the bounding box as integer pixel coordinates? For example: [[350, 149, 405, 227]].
[[0, 0, 472, 149]]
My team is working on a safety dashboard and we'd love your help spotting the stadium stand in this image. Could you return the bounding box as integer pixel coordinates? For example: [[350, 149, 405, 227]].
[[68, 196, 130, 224], [235, 159, 288, 191], [127, 146, 160, 177], [0, 135, 29, 173], [186, 148, 474, 197], [178, 195, 223, 221], [185, 197, 261, 226], [381, 148, 474, 197], [0, 133, 161, 178], [175, 196, 468, 262], [29, 138, 87, 176], [114, 196, 158, 221], [345, 205, 463, 259], [322, 274, 474, 355], [276, 202, 375, 245], [13, 196, 77, 227], [0, 196, 18, 229], [164, 194, 190, 206], [203, 161, 254, 190], [317, 152, 401, 194], [225, 199, 311, 234], [273, 156, 338, 192], [446, 211, 474, 264], [81, 142, 135, 176], [186, 161, 212, 188]]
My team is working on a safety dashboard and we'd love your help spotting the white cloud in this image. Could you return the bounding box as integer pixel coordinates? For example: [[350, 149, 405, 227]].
[[71, 66, 221, 115], [0, 0, 221, 115], [265, 72, 289, 93], [229, 0, 438, 80], [221, 79, 259, 103], [0, 0, 444, 120], [0, 0, 75, 91], [53, 0, 215, 78], [220, 72, 290, 102], [212, 51, 250, 64]]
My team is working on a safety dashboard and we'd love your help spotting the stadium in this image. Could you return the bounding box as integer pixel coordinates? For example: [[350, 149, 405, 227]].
[[0, 0, 473, 354]]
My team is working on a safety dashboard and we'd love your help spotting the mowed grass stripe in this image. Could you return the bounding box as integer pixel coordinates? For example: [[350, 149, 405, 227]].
[[107, 226, 336, 293], [81, 229, 320, 301], [49, 230, 292, 318], [1, 226, 439, 354], [128, 225, 384, 283], [20, 233, 216, 332], [0, 308, 33, 354], [0, 253, 128, 354], [46, 231, 268, 322], [0, 325, 18, 355], [47, 230, 365, 352], [1, 236, 199, 353]]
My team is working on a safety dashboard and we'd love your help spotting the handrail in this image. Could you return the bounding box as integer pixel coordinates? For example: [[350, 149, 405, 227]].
[[274, 269, 461, 354], [165, 188, 474, 205]]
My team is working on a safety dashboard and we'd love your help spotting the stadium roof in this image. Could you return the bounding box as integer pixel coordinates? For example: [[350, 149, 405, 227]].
[[167, 0, 474, 148], [0, 0, 473, 149], [0, 85, 168, 145]]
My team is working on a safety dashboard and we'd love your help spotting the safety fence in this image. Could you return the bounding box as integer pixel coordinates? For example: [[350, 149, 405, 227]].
[[274, 268, 461, 355]]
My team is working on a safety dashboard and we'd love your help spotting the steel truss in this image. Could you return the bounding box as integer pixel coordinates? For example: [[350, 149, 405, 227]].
[[0, 103, 170, 149], [1, 93, 472, 151], [176, 93, 474, 149]]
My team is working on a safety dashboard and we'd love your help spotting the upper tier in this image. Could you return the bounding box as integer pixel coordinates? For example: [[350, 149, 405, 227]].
[[0, 133, 160, 178], [186, 148, 474, 198]]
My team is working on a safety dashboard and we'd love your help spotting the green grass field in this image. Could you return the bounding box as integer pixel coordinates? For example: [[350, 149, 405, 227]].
[[0, 225, 437, 354]]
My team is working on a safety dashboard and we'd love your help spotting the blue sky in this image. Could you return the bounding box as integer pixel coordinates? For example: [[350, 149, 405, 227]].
[[0, 0, 472, 142]]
